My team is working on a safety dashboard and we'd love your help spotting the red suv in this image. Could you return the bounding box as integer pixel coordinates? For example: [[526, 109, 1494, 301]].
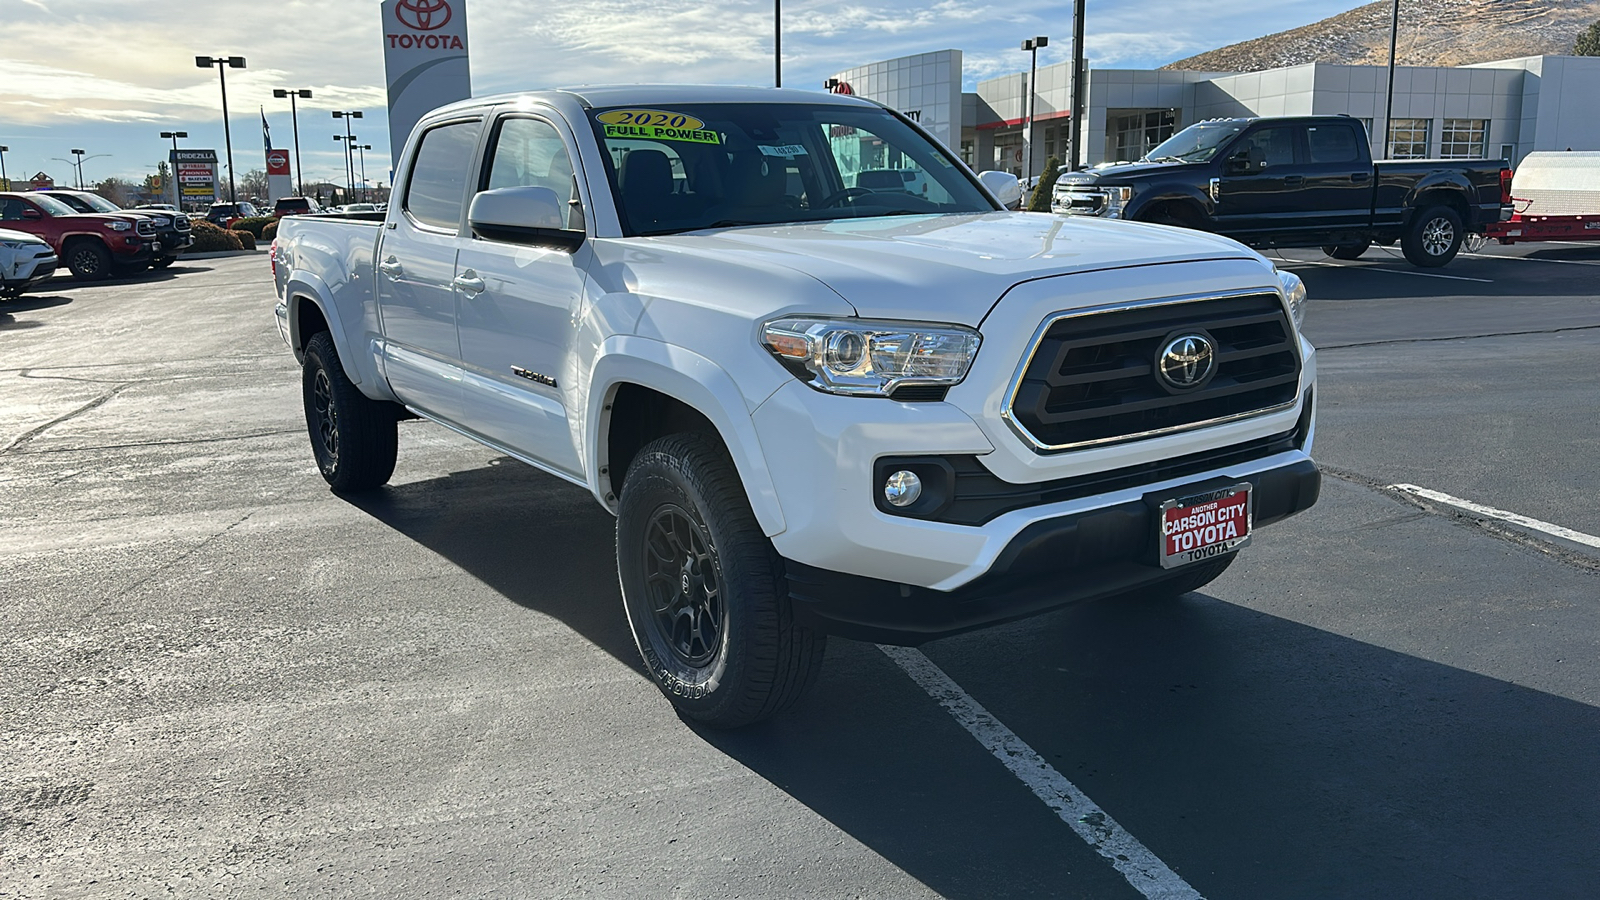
[[0, 192, 160, 280]]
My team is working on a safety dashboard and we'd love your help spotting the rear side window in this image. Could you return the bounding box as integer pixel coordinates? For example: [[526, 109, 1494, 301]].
[[1307, 125, 1361, 163], [405, 120, 482, 231]]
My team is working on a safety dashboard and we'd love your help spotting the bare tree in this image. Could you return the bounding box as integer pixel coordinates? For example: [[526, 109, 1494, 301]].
[[238, 168, 269, 204]]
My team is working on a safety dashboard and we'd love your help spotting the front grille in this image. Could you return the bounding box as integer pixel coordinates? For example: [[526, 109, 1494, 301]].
[[1054, 190, 1106, 215], [175, 215, 191, 231], [1007, 292, 1300, 452], [135, 219, 156, 236]]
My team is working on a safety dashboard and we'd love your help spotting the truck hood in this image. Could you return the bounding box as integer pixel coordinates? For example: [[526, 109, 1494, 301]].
[[1055, 160, 1207, 185], [638, 212, 1261, 326]]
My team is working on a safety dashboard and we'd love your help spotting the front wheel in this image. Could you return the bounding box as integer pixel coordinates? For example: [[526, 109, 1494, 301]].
[[65, 241, 111, 280], [301, 331, 398, 492], [617, 433, 826, 728], [1401, 205, 1463, 268]]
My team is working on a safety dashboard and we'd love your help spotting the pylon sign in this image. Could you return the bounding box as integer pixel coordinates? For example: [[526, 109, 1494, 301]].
[[381, 0, 472, 170]]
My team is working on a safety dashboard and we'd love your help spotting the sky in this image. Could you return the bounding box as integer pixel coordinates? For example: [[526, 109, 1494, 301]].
[[0, 0, 1362, 190]]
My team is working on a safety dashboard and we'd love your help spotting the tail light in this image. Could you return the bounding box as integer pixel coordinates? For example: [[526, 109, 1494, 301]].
[[1500, 168, 1513, 205]]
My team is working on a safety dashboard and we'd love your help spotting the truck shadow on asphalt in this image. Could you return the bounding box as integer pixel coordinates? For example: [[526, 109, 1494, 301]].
[[0, 294, 71, 330], [342, 456, 646, 675], [342, 455, 1600, 899]]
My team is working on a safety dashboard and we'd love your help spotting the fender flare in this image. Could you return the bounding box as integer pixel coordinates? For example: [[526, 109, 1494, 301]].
[[1126, 184, 1212, 222], [587, 334, 787, 537], [282, 270, 375, 390]]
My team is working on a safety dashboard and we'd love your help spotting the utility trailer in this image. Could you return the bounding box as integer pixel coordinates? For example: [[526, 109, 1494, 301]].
[[1488, 151, 1600, 244]]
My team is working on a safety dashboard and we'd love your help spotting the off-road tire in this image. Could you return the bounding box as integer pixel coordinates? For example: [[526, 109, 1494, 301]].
[[617, 433, 826, 729], [1401, 205, 1463, 268], [301, 331, 397, 492], [1322, 241, 1370, 260], [65, 241, 111, 280]]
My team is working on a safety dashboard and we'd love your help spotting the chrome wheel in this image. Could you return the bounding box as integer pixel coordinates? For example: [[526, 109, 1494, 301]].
[[311, 367, 339, 470], [1421, 216, 1455, 257], [642, 504, 723, 667]]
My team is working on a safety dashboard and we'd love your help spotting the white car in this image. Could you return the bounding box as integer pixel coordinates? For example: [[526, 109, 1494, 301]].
[[0, 227, 58, 300], [273, 85, 1318, 727]]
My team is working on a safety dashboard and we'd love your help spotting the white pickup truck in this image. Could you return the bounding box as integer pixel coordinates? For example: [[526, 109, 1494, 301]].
[[272, 85, 1320, 727]]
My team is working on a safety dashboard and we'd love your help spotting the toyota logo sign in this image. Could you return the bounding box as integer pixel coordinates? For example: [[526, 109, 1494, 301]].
[[395, 0, 451, 30]]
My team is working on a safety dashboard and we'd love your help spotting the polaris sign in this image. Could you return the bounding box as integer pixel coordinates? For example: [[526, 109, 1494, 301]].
[[381, 0, 472, 170]]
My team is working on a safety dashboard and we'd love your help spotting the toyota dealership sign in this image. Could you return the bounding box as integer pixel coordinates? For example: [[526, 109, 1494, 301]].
[[381, 0, 472, 168]]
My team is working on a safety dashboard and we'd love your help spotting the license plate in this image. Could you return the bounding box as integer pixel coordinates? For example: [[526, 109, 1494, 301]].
[[1158, 483, 1253, 569]]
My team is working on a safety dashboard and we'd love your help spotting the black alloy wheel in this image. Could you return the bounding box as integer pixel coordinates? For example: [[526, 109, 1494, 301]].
[[642, 504, 724, 667], [300, 331, 398, 492], [1402, 205, 1464, 268], [66, 242, 111, 280]]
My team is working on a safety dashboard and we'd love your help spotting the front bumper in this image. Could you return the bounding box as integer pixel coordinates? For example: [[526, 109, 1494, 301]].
[[4, 249, 59, 291], [787, 457, 1319, 644]]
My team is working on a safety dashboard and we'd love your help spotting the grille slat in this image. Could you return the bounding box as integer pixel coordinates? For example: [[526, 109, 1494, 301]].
[[1008, 293, 1301, 451]]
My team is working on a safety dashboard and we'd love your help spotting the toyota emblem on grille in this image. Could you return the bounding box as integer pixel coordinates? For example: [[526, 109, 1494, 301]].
[[1156, 333, 1216, 390]]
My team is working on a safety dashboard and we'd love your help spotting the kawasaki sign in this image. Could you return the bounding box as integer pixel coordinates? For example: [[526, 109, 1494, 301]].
[[381, 0, 472, 169]]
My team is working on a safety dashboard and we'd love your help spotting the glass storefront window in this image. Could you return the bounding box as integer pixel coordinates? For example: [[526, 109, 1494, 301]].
[[1387, 118, 1432, 159], [1440, 119, 1488, 159]]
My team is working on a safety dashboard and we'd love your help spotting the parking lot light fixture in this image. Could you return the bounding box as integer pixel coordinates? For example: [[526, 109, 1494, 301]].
[[273, 88, 313, 196], [1020, 36, 1048, 182], [332, 111, 362, 198], [357, 144, 372, 202], [160, 131, 188, 206], [196, 54, 246, 203], [0, 145, 9, 190]]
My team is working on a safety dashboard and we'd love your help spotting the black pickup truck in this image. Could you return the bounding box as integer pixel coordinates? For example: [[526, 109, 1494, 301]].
[[1052, 115, 1512, 267]]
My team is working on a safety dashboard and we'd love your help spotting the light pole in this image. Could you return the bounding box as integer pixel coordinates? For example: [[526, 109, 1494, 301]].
[[1069, 0, 1086, 171], [0, 145, 8, 191], [160, 131, 187, 207], [71, 148, 85, 189], [332, 110, 362, 202], [196, 55, 246, 203], [357, 144, 372, 202], [774, 0, 781, 88], [53, 151, 109, 190], [1020, 36, 1048, 182], [272, 88, 313, 196], [1382, 0, 1400, 159], [333, 135, 353, 201]]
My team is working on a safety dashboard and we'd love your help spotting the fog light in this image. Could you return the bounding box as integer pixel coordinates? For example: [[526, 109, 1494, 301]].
[[884, 470, 922, 507]]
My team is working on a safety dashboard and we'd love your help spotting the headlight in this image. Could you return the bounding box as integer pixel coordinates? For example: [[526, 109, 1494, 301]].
[[1104, 186, 1133, 211], [761, 317, 981, 397], [1277, 269, 1307, 330], [0, 240, 44, 250], [104, 220, 130, 232]]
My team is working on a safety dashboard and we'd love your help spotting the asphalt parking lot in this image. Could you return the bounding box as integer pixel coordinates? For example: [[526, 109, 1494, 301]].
[[3, 242, 1598, 899]]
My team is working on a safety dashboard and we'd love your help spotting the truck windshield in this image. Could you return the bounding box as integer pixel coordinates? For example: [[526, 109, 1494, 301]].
[[74, 193, 123, 214], [1146, 122, 1247, 163], [586, 103, 994, 236]]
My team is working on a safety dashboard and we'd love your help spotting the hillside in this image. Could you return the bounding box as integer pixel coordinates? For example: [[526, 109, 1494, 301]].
[[1163, 0, 1600, 72]]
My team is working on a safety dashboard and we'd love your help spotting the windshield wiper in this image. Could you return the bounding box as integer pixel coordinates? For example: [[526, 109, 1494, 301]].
[[1148, 156, 1186, 163]]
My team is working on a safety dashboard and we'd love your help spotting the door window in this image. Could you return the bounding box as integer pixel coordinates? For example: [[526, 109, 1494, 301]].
[[1306, 125, 1362, 164], [404, 120, 483, 231], [1235, 127, 1298, 170], [483, 117, 584, 230]]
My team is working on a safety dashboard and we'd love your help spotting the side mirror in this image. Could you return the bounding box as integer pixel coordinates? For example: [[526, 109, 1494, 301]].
[[978, 170, 1024, 210], [22, 208, 42, 220], [468, 186, 583, 251]]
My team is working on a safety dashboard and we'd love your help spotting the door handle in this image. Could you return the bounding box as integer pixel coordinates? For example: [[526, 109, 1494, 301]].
[[1283, 175, 1305, 186], [377, 257, 403, 277], [1351, 172, 1372, 183], [452, 271, 486, 296]]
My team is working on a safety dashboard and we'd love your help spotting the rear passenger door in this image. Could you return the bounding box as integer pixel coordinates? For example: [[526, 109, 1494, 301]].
[[1300, 121, 1373, 233], [375, 116, 484, 418], [451, 110, 593, 477]]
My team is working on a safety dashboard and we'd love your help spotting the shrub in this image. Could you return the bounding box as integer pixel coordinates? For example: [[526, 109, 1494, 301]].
[[1028, 156, 1062, 213], [229, 216, 275, 238], [189, 221, 244, 252], [234, 230, 256, 251], [262, 220, 279, 242]]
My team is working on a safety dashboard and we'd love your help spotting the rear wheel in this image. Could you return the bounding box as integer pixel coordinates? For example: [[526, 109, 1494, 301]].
[[65, 241, 111, 280], [1321, 241, 1370, 260], [1401, 205, 1463, 268], [302, 331, 398, 492], [617, 433, 826, 728]]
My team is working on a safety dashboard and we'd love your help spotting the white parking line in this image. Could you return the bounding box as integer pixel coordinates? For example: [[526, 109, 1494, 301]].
[[879, 645, 1204, 900], [1477, 253, 1600, 268], [1390, 484, 1600, 550], [1279, 258, 1493, 283]]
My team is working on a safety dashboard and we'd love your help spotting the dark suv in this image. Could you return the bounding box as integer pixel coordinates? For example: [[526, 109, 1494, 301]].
[[46, 190, 192, 269], [272, 197, 321, 217]]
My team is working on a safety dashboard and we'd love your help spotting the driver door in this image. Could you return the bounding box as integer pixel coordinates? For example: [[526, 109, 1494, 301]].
[[1210, 125, 1303, 237]]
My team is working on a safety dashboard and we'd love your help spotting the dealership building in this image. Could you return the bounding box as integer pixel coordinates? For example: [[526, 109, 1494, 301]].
[[827, 52, 1600, 176]]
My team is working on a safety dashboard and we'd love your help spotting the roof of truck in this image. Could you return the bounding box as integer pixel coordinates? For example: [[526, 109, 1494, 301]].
[[431, 84, 877, 116]]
